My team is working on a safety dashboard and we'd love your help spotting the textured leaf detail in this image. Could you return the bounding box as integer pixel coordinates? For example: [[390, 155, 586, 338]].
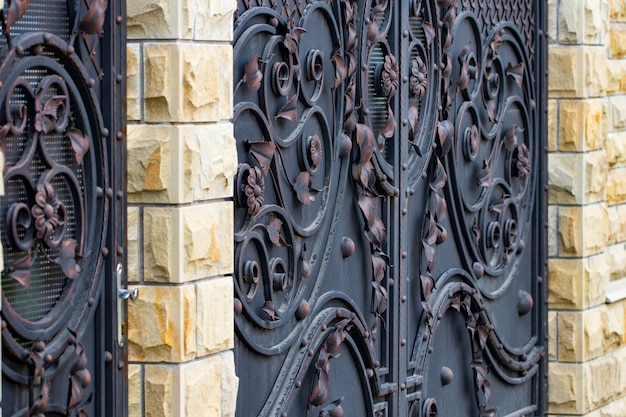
[[262, 300, 279, 321], [237, 55, 263, 92], [4, 0, 29, 34], [35, 95, 66, 134], [55, 238, 82, 279], [248, 141, 276, 175], [506, 62, 525, 88], [294, 171, 314, 204], [266, 218, 289, 247], [27, 379, 50, 417], [67, 128, 91, 164], [8, 250, 32, 289], [79, 0, 108, 35], [276, 94, 298, 121]]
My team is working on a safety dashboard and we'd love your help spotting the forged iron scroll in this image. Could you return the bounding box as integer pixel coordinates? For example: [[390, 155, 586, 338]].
[[234, 0, 544, 416]]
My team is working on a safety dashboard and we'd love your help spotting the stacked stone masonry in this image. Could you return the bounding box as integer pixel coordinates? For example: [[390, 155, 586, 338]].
[[548, 0, 626, 415], [125, 1, 238, 416]]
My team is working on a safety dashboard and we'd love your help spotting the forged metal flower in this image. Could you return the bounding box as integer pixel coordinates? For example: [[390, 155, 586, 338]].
[[381, 54, 399, 97], [513, 143, 530, 181], [31, 183, 66, 247], [308, 134, 323, 169], [410, 56, 428, 99], [244, 166, 265, 216]]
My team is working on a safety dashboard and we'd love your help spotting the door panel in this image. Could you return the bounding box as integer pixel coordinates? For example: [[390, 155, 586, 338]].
[[0, 1, 126, 415], [233, 0, 546, 416]]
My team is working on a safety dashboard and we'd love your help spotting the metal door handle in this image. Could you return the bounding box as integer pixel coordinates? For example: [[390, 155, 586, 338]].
[[118, 287, 138, 300]]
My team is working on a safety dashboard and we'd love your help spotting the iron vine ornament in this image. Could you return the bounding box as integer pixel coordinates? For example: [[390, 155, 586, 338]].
[[0, 0, 118, 416], [233, 0, 545, 416]]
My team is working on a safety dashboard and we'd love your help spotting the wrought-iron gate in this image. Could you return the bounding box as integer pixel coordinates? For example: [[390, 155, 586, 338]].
[[233, 0, 546, 415], [0, 1, 126, 415]]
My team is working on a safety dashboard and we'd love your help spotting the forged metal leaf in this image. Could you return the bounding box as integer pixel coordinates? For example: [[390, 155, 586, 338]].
[[241, 55, 263, 91], [407, 106, 419, 134], [367, 17, 380, 45], [458, 58, 470, 90], [320, 397, 345, 417], [28, 339, 45, 378], [266, 218, 288, 247], [432, 156, 447, 189], [353, 162, 373, 188], [248, 141, 276, 174], [372, 281, 388, 313], [422, 240, 435, 271], [283, 27, 307, 55], [420, 273, 435, 301], [276, 94, 298, 121], [477, 160, 491, 187], [67, 128, 91, 164], [332, 50, 347, 88], [4, 0, 29, 34], [8, 250, 31, 289], [357, 195, 377, 226], [367, 216, 386, 248], [423, 21, 435, 46], [262, 300, 279, 321], [423, 212, 438, 246], [355, 123, 375, 163], [55, 238, 82, 279], [504, 124, 520, 151], [35, 96, 66, 133], [485, 98, 496, 123], [476, 324, 490, 350], [472, 217, 481, 245], [79, 0, 108, 35], [325, 319, 350, 354], [27, 379, 50, 417], [434, 193, 447, 223], [294, 171, 314, 204], [506, 62, 525, 88], [372, 255, 386, 283], [380, 106, 396, 141]]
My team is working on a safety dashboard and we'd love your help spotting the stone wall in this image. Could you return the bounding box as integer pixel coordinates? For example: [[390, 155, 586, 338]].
[[125, 1, 238, 416], [548, 0, 626, 415]]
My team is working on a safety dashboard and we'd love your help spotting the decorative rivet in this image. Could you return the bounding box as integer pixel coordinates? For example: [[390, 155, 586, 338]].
[[374, 361, 380, 368], [1, 320, 6, 330], [473, 262, 484, 278], [401, 295, 407, 302], [116, 191, 124, 200], [116, 15, 123, 24], [102, 247, 109, 257], [321, 324, 327, 331], [366, 368, 374, 378], [409, 188, 415, 195], [537, 275, 543, 284], [308, 349, 315, 357], [402, 208, 407, 215], [389, 278, 394, 287], [402, 119, 408, 126], [401, 339, 406, 346], [295, 380, 301, 388], [106, 188, 114, 199], [403, 76, 408, 83], [428, 346, 433, 354], [102, 128, 109, 137], [88, 78, 95, 88], [116, 131, 124, 140], [105, 352, 113, 363], [97, 187, 103, 198], [402, 251, 407, 258], [364, 331, 370, 338], [116, 74, 123, 83], [117, 361, 124, 370], [44, 33, 52, 43], [234, 299, 242, 315], [517, 290, 534, 316], [16, 46, 24, 55], [295, 300, 310, 320], [423, 333, 428, 341], [402, 163, 408, 170], [117, 246, 124, 256], [341, 237, 355, 258], [45, 354, 53, 363], [88, 297, 95, 307], [300, 338, 308, 347], [441, 366, 454, 386], [401, 383, 407, 390], [403, 30, 409, 37]]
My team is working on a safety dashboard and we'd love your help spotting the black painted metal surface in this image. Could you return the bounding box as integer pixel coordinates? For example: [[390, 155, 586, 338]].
[[233, 0, 547, 416], [0, 1, 126, 415]]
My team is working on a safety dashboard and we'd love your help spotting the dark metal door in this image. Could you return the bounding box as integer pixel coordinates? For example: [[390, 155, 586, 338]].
[[0, 1, 126, 415], [233, 0, 546, 416]]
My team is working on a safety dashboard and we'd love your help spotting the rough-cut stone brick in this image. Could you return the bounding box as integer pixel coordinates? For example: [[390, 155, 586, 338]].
[[549, 153, 583, 204], [549, 47, 586, 97], [221, 351, 239, 417], [559, 312, 584, 361], [128, 207, 140, 283], [549, 205, 558, 257], [585, 150, 609, 203], [610, 95, 626, 129], [128, 124, 174, 202], [548, 100, 558, 151], [583, 203, 609, 255], [144, 364, 174, 417], [616, 204, 626, 241], [549, 312, 558, 360], [144, 43, 180, 122], [587, 252, 611, 307], [559, 206, 583, 256], [549, 258, 584, 309], [559, 100, 604, 151], [127, 43, 141, 121], [128, 284, 196, 362], [585, 0, 607, 44], [605, 131, 626, 167], [609, 24, 626, 58], [143, 207, 175, 281], [129, 365, 142, 417], [606, 58, 626, 94], [584, 355, 619, 411], [192, 0, 237, 41], [127, 0, 192, 39], [197, 277, 234, 356], [559, 0, 584, 43], [607, 167, 626, 204], [608, 242, 626, 279], [548, 362, 584, 414], [181, 356, 222, 416], [548, 0, 558, 43], [612, 0, 626, 21]]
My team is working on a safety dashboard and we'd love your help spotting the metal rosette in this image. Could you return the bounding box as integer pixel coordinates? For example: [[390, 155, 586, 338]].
[[0, 32, 108, 387]]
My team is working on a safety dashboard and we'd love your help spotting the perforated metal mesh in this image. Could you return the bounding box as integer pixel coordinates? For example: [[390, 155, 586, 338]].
[[0, 0, 70, 49]]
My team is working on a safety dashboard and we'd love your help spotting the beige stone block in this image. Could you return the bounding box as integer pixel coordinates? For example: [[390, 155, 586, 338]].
[[128, 124, 176, 204], [192, 0, 236, 41], [607, 167, 626, 204], [128, 207, 140, 283], [548, 100, 558, 151], [606, 301, 626, 349], [585, 0, 608, 44], [608, 242, 626, 279], [219, 45, 234, 121], [221, 351, 239, 417], [182, 123, 237, 202], [128, 284, 196, 362], [616, 204, 626, 241], [608, 206, 620, 244], [593, 396, 626, 417], [614, 346, 626, 395], [559, 100, 604, 151], [586, 48, 608, 96], [587, 252, 611, 307], [182, 201, 234, 280], [584, 307, 606, 359], [549, 47, 586, 97], [559, 0, 584, 43], [610, 25, 626, 58], [182, 44, 221, 122], [548, 362, 584, 414], [549, 205, 558, 257], [610, 95, 626, 129], [549, 153, 583, 205], [127, 43, 141, 121], [549, 311, 558, 360], [143, 43, 181, 122], [558, 207, 583, 256], [585, 150, 609, 203], [127, 0, 192, 39], [143, 203, 234, 283], [129, 365, 142, 417], [605, 131, 626, 167], [144, 364, 175, 417], [197, 277, 234, 356], [181, 356, 222, 417], [584, 355, 619, 411], [549, 258, 584, 309], [583, 203, 609, 255], [606, 59, 626, 94], [548, 0, 558, 43], [143, 207, 175, 281], [612, 0, 626, 21], [559, 312, 584, 361]]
